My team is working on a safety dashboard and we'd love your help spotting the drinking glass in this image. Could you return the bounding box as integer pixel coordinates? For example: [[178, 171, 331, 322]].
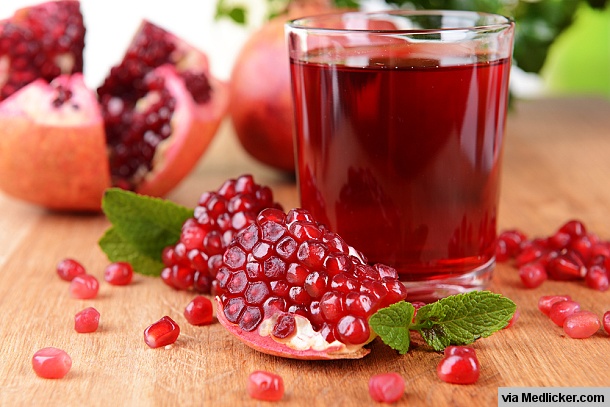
[[286, 10, 514, 301]]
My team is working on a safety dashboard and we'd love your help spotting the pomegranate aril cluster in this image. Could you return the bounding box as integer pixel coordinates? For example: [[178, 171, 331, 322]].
[[497, 220, 609, 290], [217, 207, 408, 346], [161, 175, 280, 294]]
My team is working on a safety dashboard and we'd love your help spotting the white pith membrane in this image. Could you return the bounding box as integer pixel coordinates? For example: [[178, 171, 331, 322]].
[[4, 74, 100, 126], [258, 311, 375, 354]]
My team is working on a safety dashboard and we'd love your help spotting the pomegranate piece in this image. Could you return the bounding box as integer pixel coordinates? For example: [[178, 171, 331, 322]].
[[104, 262, 133, 286], [215, 208, 408, 360], [548, 300, 580, 327], [56, 258, 86, 281], [368, 373, 405, 403], [247, 371, 284, 402], [436, 346, 480, 385], [563, 311, 600, 339], [32, 347, 72, 379], [144, 316, 180, 348], [518, 262, 547, 288], [74, 307, 100, 333], [184, 296, 214, 326], [602, 311, 610, 335], [161, 174, 281, 294], [0, 74, 110, 211], [0, 18, 227, 211], [69, 274, 99, 299], [538, 295, 572, 316], [0, 1, 84, 101], [98, 21, 228, 197]]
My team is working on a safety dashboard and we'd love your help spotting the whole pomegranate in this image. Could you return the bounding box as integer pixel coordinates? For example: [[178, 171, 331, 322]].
[[0, 1, 228, 211], [229, 0, 335, 173]]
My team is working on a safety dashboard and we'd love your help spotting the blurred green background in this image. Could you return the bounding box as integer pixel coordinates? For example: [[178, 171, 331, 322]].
[[217, 0, 610, 99]]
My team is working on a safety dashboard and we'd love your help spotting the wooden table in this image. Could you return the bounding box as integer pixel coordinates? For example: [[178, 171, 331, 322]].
[[1, 97, 609, 406]]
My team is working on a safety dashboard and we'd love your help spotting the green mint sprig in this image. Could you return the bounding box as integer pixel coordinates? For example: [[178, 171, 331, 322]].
[[98, 188, 193, 276], [369, 291, 516, 353]]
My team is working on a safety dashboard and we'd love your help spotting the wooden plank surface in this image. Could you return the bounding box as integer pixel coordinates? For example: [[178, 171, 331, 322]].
[[1, 97, 609, 406]]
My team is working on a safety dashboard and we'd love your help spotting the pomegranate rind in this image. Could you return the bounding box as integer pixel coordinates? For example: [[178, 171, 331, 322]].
[[136, 65, 229, 197], [0, 74, 110, 211], [215, 297, 371, 360]]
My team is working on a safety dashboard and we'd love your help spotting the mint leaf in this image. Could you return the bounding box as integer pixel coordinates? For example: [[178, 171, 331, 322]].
[[99, 227, 165, 276], [99, 188, 193, 275], [414, 291, 516, 351], [369, 301, 414, 355]]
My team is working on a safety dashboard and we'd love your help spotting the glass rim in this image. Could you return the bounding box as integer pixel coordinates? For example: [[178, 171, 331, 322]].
[[286, 9, 514, 35]]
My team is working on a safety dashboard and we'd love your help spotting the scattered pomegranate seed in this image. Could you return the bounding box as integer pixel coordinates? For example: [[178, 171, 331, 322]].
[[498, 220, 610, 291], [436, 346, 480, 385], [537, 295, 572, 316], [144, 316, 180, 348], [184, 296, 214, 325], [74, 307, 100, 333], [563, 311, 600, 339], [602, 311, 610, 335], [368, 372, 405, 403], [56, 258, 86, 281], [32, 347, 72, 379], [247, 370, 284, 402], [104, 262, 133, 286], [548, 300, 580, 327], [518, 262, 547, 288], [69, 274, 99, 299]]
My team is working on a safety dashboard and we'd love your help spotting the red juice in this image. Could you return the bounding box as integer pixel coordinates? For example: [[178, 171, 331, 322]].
[[290, 56, 511, 282]]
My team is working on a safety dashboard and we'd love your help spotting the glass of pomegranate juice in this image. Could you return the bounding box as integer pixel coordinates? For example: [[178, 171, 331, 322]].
[[286, 10, 514, 301]]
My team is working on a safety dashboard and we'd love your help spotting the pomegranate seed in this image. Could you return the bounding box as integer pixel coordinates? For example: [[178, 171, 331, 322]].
[[336, 315, 370, 345], [74, 307, 100, 333], [518, 262, 547, 288], [56, 258, 86, 281], [104, 262, 133, 285], [69, 274, 99, 299], [558, 219, 587, 238], [32, 347, 72, 379], [548, 300, 580, 327], [437, 346, 480, 385], [546, 253, 586, 281], [272, 313, 297, 339], [247, 370, 284, 401], [504, 309, 520, 329], [368, 372, 405, 403], [602, 311, 610, 335], [563, 311, 600, 339], [585, 265, 609, 291], [184, 296, 214, 326], [144, 316, 180, 348], [496, 229, 527, 262], [538, 295, 572, 316]]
